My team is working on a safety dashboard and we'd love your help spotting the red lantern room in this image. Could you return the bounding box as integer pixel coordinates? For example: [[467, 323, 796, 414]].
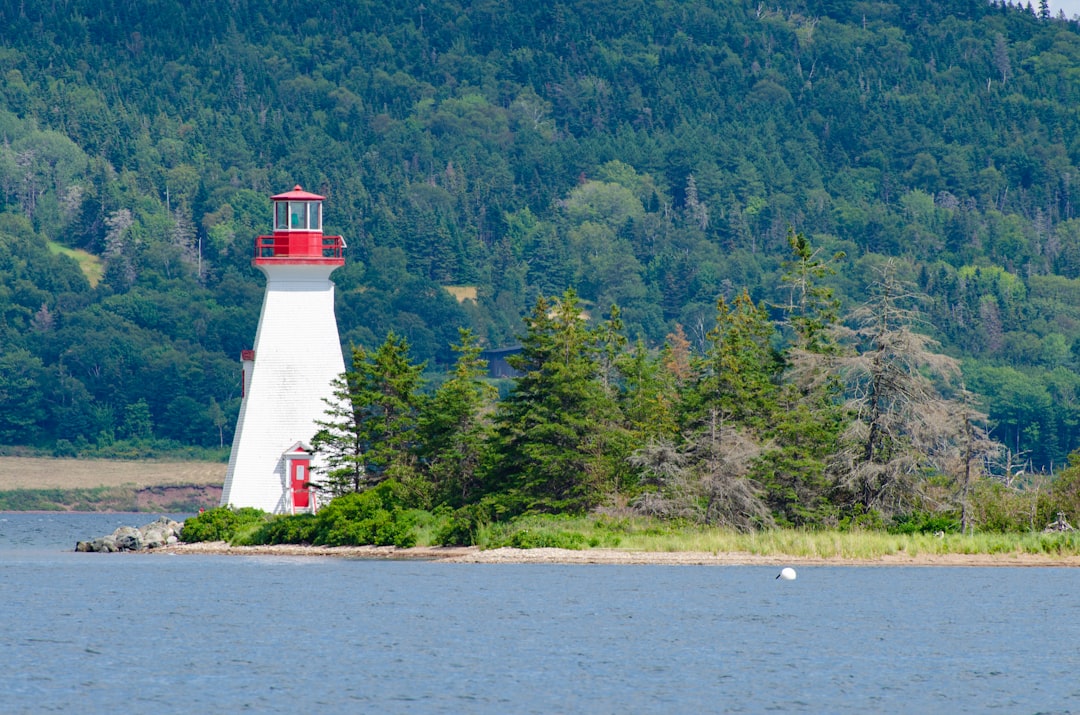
[[254, 186, 345, 266]]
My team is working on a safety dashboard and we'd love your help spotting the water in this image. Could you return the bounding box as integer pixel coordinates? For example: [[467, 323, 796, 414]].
[[2, 513, 1079, 714]]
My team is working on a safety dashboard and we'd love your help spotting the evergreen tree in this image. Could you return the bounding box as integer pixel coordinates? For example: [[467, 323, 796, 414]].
[[779, 228, 845, 355], [312, 332, 426, 497], [487, 289, 627, 514], [688, 290, 781, 433], [417, 328, 496, 506], [692, 292, 781, 528], [760, 231, 849, 526]]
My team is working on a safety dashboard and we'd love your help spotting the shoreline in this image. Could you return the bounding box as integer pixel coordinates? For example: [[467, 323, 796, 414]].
[[157, 542, 1080, 567]]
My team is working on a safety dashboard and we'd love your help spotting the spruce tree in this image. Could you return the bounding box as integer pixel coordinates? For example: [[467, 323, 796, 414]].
[[312, 332, 426, 498], [488, 289, 627, 514], [418, 328, 496, 506], [833, 261, 962, 515], [655, 291, 780, 529], [760, 230, 848, 526]]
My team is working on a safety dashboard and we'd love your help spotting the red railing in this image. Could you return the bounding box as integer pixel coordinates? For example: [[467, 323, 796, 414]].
[[254, 234, 345, 260]]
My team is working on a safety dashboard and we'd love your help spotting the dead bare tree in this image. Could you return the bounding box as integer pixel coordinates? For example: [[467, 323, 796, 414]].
[[630, 412, 774, 531], [920, 384, 1003, 533], [831, 261, 968, 516]]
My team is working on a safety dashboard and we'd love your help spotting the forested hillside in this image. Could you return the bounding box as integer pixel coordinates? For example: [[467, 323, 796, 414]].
[[2, 0, 1080, 471]]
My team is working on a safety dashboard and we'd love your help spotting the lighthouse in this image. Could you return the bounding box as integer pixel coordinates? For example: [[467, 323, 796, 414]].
[[220, 186, 346, 514]]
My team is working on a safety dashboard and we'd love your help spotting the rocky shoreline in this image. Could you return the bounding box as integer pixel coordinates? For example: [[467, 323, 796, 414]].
[[75, 516, 184, 552]]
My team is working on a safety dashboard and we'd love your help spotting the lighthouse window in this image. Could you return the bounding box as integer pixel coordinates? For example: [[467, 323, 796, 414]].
[[309, 202, 321, 230], [289, 202, 306, 229], [275, 201, 288, 230]]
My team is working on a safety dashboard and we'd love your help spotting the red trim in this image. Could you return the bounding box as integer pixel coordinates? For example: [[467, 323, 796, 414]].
[[254, 234, 344, 262], [271, 185, 325, 201]]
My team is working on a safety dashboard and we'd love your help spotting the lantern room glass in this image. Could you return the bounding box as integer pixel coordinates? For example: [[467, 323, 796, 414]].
[[275, 200, 322, 230]]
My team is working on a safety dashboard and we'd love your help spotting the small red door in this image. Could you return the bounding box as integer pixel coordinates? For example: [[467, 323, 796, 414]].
[[291, 460, 310, 511]]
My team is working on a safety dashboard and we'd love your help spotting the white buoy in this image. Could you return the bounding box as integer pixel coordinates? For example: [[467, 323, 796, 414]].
[[776, 567, 797, 581]]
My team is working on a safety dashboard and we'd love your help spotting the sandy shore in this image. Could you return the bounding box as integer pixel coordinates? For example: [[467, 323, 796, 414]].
[[158, 542, 1080, 567]]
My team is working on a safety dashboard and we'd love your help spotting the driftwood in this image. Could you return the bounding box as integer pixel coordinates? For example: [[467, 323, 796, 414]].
[[1044, 512, 1074, 533]]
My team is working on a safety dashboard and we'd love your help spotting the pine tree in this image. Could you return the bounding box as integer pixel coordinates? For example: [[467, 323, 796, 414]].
[[488, 289, 627, 514], [312, 332, 426, 497], [760, 230, 848, 526], [417, 328, 496, 506]]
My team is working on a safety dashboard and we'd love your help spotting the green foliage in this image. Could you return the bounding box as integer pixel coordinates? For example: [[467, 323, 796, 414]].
[[313, 332, 426, 496], [481, 514, 622, 550], [889, 512, 961, 535], [246, 513, 319, 546], [0, 486, 133, 511], [8, 0, 1080, 507], [308, 480, 417, 547], [968, 480, 1047, 533], [488, 289, 629, 514], [433, 501, 500, 546], [836, 505, 887, 532], [180, 506, 269, 543], [417, 328, 495, 507]]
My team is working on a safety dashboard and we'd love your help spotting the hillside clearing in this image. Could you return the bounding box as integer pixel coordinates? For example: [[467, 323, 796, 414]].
[[0, 457, 225, 490]]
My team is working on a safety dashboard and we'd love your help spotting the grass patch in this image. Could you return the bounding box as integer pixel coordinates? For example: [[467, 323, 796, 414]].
[[422, 513, 1080, 558], [47, 241, 103, 287]]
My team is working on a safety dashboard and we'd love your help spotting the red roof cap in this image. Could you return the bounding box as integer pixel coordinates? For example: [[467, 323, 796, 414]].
[[271, 185, 325, 201]]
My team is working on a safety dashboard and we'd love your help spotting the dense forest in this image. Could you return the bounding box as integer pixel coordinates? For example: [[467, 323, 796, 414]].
[[3, 0, 1080, 485]]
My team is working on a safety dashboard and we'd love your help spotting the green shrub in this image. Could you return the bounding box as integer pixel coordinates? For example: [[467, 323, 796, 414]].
[[507, 528, 586, 550], [310, 481, 417, 548], [434, 504, 488, 546], [836, 505, 885, 532], [889, 511, 960, 535], [483, 514, 598, 550], [180, 506, 269, 543], [970, 480, 1051, 532], [248, 513, 319, 545]]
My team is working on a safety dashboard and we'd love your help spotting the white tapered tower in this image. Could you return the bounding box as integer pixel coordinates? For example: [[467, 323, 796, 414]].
[[220, 186, 345, 514]]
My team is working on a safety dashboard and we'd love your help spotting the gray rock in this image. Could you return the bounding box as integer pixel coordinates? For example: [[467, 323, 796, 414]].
[[141, 528, 167, 549], [77, 517, 186, 552], [113, 526, 142, 551]]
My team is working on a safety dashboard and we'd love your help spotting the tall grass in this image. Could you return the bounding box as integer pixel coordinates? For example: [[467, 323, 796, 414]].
[[433, 513, 1080, 558]]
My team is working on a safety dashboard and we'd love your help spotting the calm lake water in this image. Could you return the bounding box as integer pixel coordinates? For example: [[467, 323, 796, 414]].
[[2, 513, 1079, 714]]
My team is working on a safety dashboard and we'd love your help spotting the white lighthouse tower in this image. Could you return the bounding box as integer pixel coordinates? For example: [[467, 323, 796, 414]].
[[220, 186, 346, 514]]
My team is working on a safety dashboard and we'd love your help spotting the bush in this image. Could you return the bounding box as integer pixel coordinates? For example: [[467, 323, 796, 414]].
[[247, 513, 319, 545], [889, 511, 960, 535], [180, 506, 269, 543], [970, 480, 1051, 533], [484, 514, 597, 550], [506, 528, 586, 550], [434, 504, 488, 546], [836, 505, 885, 532], [310, 481, 417, 547]]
